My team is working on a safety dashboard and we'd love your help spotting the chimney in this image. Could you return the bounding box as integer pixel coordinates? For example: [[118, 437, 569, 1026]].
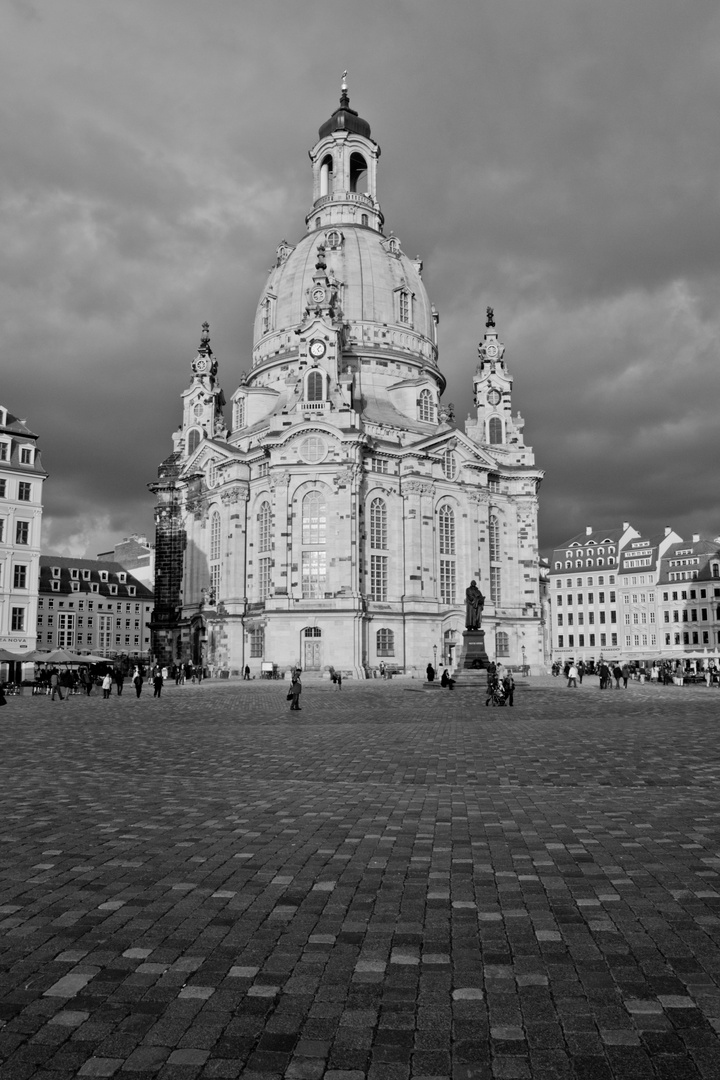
[[585, 526, 592, 536], [665, 526, 671, 536], [692, 533, 700, 542], [622, 521, 629, 530]]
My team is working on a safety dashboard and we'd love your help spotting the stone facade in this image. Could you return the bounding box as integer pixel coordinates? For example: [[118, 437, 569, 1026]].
[[150, 85, 544, 678], [0, 404, 46, 676]]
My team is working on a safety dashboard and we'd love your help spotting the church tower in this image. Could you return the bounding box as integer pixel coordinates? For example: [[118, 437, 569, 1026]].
[[150, 79, 544, 676]]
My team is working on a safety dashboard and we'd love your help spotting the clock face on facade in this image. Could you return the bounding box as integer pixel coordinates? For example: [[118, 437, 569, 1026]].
[[309, 339, 326, 359], [486, 344, 498, 359], [311, 287, 326, 305], [487, 388, 501, 406], [195, 357, 208, 372]]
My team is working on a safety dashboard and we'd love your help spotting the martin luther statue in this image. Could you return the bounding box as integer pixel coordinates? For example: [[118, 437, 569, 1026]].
[[465, 580, 485, 630]]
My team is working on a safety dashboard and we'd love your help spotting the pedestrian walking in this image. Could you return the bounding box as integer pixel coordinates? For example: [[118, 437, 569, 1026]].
[[101, 672, 112, 699], [567, 663, 578, 688], [115, 669, 125, 696], [336, 670, 342, 690], [133, 666, 143, 698], [613, 664, 622, 690], [289, 673, 302, 711], [502, 673, 514, 706], [244, 665, 250, 681], [153, 669, 163, 698], [50, 668, 64, 701], [426, 662, 435, 683], [621, 663, 630, 689]]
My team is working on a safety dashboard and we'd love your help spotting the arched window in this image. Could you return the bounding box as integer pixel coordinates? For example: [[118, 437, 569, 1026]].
[[369, 498, 388, 600], [489, 514, 501, 604], [397, 289, 412, 325], [496, 631, 510, 656], [488, 416, 503, 444], [187, 428, 200, 455], [210, 511, 221, 602], [439, 505, 456, 604], [234, 397, 246, 430], [418, 389, 434, 423], [361, 213, 368, 227], [350, 152, 368, 192], [210, 511, 221, 561], [257, 498, 272, 600], [439, 505, 455, 556], [320, 154, 333, 197], [306, 370, 324, 402], [370, 498, 387, 549], [377, 629, 394, 656], [302, 491, 327, 598]]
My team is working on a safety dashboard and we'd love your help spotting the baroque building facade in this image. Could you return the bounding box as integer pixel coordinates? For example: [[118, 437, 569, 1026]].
[[150, 84, 544, 678], [0, 404, 46, 678]]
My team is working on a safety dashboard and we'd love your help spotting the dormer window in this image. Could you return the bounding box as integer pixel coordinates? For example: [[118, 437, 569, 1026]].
[[260, 295, 275, 336], [118, 573, 126, 584], [70, 568, 79, 579], [128, 585, 136, 596], [51, 580, 60, 592], [90, 582, 99, 593], [99, 571, 108, 583], [0, 408, 6, 426], [418, 389, 435, 423], [0, 441, 9, 462], [51, 567, 61, 579], [396, 287, 413, 326], [71, 581, 80, 592], [82, 569, 91, 581], [20, 446, 33, 465], [109, 584, 118, 595]]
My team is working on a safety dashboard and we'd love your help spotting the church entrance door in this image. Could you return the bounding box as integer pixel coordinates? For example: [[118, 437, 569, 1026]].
[[303, 627, 322, 670]]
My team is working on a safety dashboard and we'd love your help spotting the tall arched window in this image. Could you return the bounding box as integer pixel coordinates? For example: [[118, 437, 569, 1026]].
[[488, 416, 503, 444], [187, 428, 200, 455], [369, 498, 388, 600], [320, 154, 333, 197], [302, 491, 327, 598], [209, 511, 221, 602], [350, 152, 368, 192], [234, 397, 246, 430], [377, 629, 394, 656], [258, 500, 272, 599], [418, 389, 434, 423], [489, 514, 501, 604], [439, 505, 456, 604], [306, 370, 324, 402]]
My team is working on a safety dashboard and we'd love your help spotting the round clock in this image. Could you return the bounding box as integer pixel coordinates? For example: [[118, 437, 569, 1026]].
[[309, 339, 326, 359], [311, 287, 325, 304], [195, 357, 208, 372], [486, 344, 498, 359], [487, 388, 501, 405]]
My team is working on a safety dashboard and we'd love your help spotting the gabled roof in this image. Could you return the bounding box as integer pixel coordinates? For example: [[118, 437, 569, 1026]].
[[39, 556, 154, 600]]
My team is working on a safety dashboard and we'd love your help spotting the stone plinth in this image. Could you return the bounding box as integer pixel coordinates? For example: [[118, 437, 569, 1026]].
[[453, 629, 490, 686]]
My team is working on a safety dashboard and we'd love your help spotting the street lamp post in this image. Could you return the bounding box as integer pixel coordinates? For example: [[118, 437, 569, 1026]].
[[433, 644, 437, 673]]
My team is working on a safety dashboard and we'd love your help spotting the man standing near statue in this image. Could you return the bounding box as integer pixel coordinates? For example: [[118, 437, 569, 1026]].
[[465, 580, 485, 630]]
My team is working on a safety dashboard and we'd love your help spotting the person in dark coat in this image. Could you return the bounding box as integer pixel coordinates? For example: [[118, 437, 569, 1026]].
[[426, 663, 435, 683], [289, 674, 302, 711], [153, 669, 163, 698], [115, 668, 125, 696]]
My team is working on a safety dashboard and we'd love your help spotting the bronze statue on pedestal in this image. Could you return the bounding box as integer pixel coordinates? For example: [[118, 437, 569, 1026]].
[[465, 580, 485, 630]]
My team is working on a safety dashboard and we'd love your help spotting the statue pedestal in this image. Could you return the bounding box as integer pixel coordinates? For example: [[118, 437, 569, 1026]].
[[453, 630, 490, 686]]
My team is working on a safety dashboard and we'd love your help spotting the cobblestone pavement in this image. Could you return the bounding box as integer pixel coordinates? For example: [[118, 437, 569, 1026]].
[[2, 677, 720, 1079]]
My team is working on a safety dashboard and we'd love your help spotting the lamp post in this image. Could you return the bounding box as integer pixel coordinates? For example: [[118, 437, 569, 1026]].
[[521, 645, 526, 674], [433, 644, 437, 673]]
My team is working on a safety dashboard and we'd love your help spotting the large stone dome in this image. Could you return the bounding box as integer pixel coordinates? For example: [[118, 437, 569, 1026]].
[[252, 226, 436, 367]]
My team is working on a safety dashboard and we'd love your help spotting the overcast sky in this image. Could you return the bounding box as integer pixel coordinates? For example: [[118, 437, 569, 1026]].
[[3, 0, 720, 559]]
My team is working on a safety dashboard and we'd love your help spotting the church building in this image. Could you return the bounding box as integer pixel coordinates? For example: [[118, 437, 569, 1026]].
[[150, 81, 544, 678]]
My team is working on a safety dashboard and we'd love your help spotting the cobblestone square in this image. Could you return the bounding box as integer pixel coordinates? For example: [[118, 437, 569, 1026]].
[[1, 676, 720, 1078]]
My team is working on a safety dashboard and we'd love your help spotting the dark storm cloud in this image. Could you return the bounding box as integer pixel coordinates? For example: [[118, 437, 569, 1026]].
[[2, 0, 720, 559]]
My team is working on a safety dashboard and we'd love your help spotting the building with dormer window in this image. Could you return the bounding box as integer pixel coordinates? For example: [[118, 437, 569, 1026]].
[[0, 405, 47, 679], [150, 81, 544, 678]]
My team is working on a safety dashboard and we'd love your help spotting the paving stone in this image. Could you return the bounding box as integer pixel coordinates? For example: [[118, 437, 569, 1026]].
[[3, 680, 720, 1079]]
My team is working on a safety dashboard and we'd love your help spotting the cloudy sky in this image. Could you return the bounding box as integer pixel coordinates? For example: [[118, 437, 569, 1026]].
[[4, 0, 720, 558]]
